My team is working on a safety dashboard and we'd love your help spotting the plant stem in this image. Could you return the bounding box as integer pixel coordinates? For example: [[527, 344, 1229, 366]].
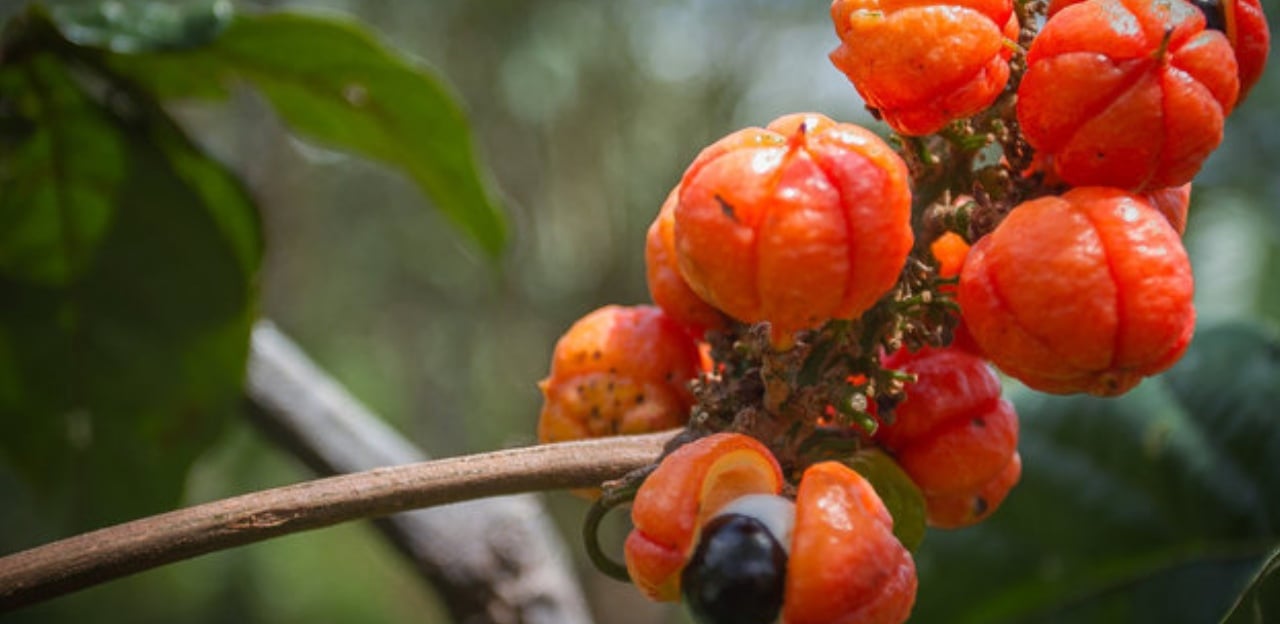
[[0, 430, 676, 613]]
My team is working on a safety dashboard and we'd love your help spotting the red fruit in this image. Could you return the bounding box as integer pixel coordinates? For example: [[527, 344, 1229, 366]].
[[878, 347, 1019, 498], [1220, 0, 1271, 100], [1145, 183, 1192, 235], [925, 451, 1022, 528], [958, 187, 1196, 396], [1018, 0, 1239, 192], [783, 461, 917, 624], [538, 305, 701, 444], [673, 112, 913, 347], [830, 0, 1018, 136], [624, 433, 784, 601], [1049, 0, 1269, 101], [646, 188, 730, 338]]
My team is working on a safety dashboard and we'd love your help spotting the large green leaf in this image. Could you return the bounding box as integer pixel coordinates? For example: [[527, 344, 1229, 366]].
[[911, 322, 1280, 623], [103, 10, 508, 258], [0, 54, 124, 285], [0, 52, 260, 536]]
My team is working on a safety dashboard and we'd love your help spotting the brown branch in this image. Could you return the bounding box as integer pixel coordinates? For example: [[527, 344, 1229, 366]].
[[245, 322, 592, 623], [0, 430, 675, 613]]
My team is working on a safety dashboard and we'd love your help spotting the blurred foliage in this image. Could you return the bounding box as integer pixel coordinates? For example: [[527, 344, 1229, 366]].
[[914, 323, 1280, 622], [0, 33, 259, 530], [0, 0, 1278, 623]]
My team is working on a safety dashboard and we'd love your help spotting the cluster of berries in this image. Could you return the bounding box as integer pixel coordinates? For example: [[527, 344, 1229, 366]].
[[536, 0, 1268, 622]]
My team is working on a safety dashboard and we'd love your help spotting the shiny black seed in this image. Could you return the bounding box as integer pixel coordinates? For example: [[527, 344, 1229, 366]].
[[681, 514, 787, 624], [1190, 0, 1228, 33]]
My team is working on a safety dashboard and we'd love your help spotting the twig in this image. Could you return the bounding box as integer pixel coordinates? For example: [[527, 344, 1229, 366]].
[[0, 430, 675, 612], [244, 322, 591, 623]]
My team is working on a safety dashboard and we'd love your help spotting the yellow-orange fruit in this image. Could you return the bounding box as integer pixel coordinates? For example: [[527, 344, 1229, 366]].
[[538, 305, 701, 444]]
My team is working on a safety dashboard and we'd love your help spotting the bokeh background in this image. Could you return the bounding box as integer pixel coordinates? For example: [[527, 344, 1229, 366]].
[[2, 0, 1278, 622]]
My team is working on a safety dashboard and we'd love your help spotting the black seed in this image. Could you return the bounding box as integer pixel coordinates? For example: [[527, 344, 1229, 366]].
[[1189, 0, 1228, 32], [972, 417, 986, 428], [635, 394, 646, 404], [681, 514, 787, 624]]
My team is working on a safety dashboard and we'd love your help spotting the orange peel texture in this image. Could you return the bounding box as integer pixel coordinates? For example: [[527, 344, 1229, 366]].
[[829, 0, 1017, 136], [958, 187, 1196, 396], [1017, 0, 1240, 192], [672, 112, 912, 348], [783, 461, 917, 624], [537, 305, 701, 445], [646, 188, 730, 338]]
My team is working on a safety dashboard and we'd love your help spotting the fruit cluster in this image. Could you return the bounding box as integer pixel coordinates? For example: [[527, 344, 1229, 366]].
[[535, 0, 1267, 622]]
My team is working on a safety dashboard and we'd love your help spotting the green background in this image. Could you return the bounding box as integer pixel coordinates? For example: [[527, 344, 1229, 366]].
[[1, 0, 1278, 622]]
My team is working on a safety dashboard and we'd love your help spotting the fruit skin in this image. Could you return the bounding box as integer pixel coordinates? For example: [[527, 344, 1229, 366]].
[[1049, 0, 1270, 100], [1223, 0, 1270, 101], [1018, 0, 1239, 192], [783, 461, 917, 624], [878, 347, 1019, 499], [925, 451, 1022, 528], [624, 433, 784, 601], [673, 112, 912, 347], [829, 0, 1018, 136], [1145, 183, 1192, 235], [958, 187, 1196, 396], [646, 188, 730, 338], [538, 305, 701, 444]]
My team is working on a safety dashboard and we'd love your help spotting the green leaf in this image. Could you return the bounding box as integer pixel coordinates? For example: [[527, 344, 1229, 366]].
[[50, 0, 232, 53], [104, 11, 508, 258], [0, 54, 124, 285], [1220, 546, 1280, 624], [0, 53, 260, 534], [911, 322, 1280, 624], [845, 448, 927, 551]]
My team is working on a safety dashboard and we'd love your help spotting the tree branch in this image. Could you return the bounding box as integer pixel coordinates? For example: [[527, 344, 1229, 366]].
[[244, 322, 592, 623], [0, 430, 674, 613]]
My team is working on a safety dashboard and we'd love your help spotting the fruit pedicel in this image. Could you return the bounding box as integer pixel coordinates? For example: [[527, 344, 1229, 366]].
[[536, 0, 1267, 622]]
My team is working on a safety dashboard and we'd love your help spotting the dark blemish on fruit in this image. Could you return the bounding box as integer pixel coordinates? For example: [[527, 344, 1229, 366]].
[[715, 194, 738, 223]]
